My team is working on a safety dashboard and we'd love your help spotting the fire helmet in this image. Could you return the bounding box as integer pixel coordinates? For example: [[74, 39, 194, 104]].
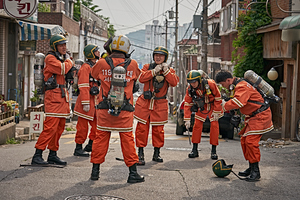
[[153, 46, 168, 62], [212, 159, 233, 178], [84, 44, 99, 59], [50, 34, 68, 52], [111, 35, 131, 54], [187, 70, 202, 84]]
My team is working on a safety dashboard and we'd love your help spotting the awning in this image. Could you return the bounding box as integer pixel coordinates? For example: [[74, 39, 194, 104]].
[[279, 15, 300, 30], [18, 21, 65, 41]]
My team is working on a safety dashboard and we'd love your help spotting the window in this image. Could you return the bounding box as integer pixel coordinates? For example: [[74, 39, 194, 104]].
[[219, 2, 236, 35]]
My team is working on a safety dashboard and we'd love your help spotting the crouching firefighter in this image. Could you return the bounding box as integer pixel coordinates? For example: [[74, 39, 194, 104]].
[[216, 70, 275, 181], [134, 46, 179, 165], [73, 44, 100, 157], [31, 34, 75, 166], [184, 70, 223, 160], [90, 35, 144, 183]]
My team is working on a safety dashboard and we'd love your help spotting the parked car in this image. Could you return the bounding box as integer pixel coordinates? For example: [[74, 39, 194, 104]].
[[175, 100, 235, 139]]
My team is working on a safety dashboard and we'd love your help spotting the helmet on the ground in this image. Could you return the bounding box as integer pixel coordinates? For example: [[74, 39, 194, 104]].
[[111, 35, 131, 54], [153, 46, 168, 62], [84, 44, 99, 59], [187, 70, 202, 84], [50, 34, 68, 52], [212, 159, 233, 178]]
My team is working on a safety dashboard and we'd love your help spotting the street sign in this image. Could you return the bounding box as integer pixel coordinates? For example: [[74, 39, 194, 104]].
[[3, 0, 38, 19]]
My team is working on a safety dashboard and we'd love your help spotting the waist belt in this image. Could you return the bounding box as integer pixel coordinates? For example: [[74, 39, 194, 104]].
[[249, 104, 270, 117], [95, 98, 134, 112], [45, 84, 66, 98], [153, 93, 167, 100]]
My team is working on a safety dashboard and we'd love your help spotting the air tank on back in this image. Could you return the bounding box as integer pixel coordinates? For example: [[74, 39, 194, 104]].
[[244, 70, 280, 102]]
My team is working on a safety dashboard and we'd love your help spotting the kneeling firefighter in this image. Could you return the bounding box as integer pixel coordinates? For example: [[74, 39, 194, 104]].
[[184, 70, 223, 160], [134, 46, 179, 165], [73, 44, 100, 157], [90, 35, 144, 183], [31, 34, 75, 166]]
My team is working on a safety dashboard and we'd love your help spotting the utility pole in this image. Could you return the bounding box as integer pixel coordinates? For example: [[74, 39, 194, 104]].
[[165, 18, 168, 48], [174, 0, 178, 106], [201, 0, 208, 73]]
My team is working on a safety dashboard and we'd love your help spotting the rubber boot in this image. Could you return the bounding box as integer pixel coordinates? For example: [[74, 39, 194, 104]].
[[31, 149, 48, 165], [238, 162, 251, 177], [74, 143, 89, 157], [83, 139, 93, 152], [246, 162, 261, 182], [211, 145, 218, 160], [152, 147, 163, 162], [188, 143, 199, 158], [127, 163, 145, 183], [90, 163, 100, 180], [137, 147, 145, 165], [47, 150, 67, 165]]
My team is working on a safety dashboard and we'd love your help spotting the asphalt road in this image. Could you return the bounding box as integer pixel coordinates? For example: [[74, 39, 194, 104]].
[[1, 120, 300, 200]]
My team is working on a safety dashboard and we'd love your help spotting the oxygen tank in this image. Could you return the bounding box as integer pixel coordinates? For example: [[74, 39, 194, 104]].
[[34, 53, 45, 87], [73, 59, 84, 90], [34, 53, 45, 95], [109, 66, 127, 116], [244, 70, 280, 102]]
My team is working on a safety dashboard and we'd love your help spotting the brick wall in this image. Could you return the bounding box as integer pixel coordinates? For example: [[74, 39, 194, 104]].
[[207, 44, 221, 58], [271, 0, 290, 22]]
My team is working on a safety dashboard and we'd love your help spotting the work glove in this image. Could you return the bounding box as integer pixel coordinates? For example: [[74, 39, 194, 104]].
[[65, 53, 71, 60], [154, 64, 162, 74], [83, 104, 90, 112], [212, 112, 220, 121], [162, 63, 169, 72], [185, 121, 191, 129]]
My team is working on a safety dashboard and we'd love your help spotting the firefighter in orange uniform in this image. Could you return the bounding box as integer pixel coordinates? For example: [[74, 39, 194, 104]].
[[134, 46, 179, 165], [216, 70, 274, 181], [184, 70, 223, 160], [31, 34, 75, 165], [73, 44, 100, 157], [90, 35, 144, 183]]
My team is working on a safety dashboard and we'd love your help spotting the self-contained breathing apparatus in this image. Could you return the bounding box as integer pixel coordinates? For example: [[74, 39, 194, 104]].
[[42, 51, 76, 98], [95, 57, 135, 116], [227, 70, 280, 124], [34, 53, 45, 95], [72, 59, 100, 96], [143, 63, 167, 100], [188, 78, 213, 114]]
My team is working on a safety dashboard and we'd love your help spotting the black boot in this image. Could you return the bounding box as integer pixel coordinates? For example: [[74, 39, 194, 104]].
[[246, 162, 261, 182], [238, 162, 251, 177], [83, 139, 93, 152], [90, 163, 100, 180], [188, 143, 199, 158], [47, 150, 67, 165], [74, 143, 89, 157], [137, 147, 145, 165], [31, 149, 48, 165], [127, 163, 145, 183], [152, 147, 163, 162], [211, 145, 218, 160]]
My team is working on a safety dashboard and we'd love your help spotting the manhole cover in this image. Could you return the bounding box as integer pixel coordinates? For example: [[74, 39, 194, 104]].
[[64, 195, 126, 200]]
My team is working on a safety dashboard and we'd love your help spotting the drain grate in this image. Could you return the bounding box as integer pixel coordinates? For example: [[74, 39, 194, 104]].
[[64, 195, 125, 200]]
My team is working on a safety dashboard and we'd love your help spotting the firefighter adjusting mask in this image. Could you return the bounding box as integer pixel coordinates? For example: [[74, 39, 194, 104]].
[[108, 65, 127, 116]]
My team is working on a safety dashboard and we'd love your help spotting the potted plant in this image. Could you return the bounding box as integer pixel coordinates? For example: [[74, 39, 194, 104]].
[[30, 90, 39, 107]]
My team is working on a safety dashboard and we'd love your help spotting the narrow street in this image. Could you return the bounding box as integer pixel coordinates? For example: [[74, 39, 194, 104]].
[[0, 120, 300, 200]]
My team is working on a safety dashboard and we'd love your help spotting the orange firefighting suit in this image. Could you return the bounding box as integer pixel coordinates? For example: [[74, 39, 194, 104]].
[[90, 54, 141, 167], [74, 62, 98, 144], [184, 79, 223, 146], [134, 64, 179, 148], [35, 53, 73, 151], [223, 78, 273, 163]]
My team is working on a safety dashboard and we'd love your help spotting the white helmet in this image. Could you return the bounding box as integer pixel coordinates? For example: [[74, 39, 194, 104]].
[[111, 35, 131, 54]]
